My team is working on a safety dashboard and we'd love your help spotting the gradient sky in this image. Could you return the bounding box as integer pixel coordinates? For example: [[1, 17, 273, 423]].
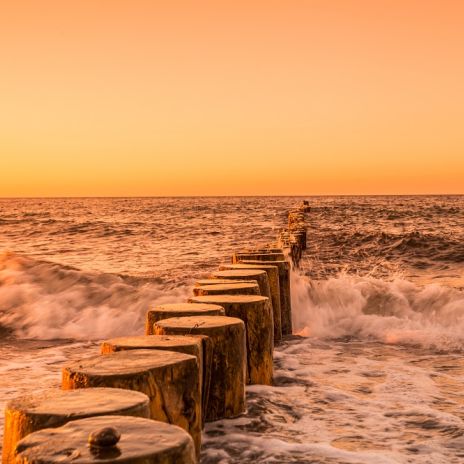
[[1, 1, 463, 196]]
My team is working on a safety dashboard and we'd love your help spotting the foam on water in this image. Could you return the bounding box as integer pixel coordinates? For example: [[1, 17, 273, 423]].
[[0, 196, 463, 462], [0, 340, 99, 450], [202, 336, 464, 463], [0, 251, 190, 339], [291, 271, 464, 352], [201, 270, 464, 463]]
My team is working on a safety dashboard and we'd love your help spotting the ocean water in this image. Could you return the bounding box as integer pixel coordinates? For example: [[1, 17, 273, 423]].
[[0, 196, 463, 463]]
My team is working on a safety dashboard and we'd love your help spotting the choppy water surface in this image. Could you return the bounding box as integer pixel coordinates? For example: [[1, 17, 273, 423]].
[[0, 196, 463, 463]]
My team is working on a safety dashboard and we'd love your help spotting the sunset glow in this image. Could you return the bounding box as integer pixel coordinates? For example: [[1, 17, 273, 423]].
[[1, 0, 463, 196]]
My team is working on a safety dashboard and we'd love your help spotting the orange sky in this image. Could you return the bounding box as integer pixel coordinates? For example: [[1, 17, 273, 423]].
[[1, 0, 463, 196]]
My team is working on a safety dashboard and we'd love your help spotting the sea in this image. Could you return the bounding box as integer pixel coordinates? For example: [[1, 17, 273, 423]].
[[0, 196, 463, 463]]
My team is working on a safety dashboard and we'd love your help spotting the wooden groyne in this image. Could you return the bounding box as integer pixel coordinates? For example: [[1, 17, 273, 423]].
[[153, 316, 247, 422], [5, 201, 310, 464]]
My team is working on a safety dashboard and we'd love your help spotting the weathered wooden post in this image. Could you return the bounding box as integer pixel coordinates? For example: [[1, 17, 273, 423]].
[[194, 278, 256, 286], [233, 252, 285, 262], [239, 258, 292, 335], [219, 263, 282, 342], [2, 388, 149, 464], [188, 295, 273, 385], [101, 335, 203, 359], [145, 303, 224, 335], [15, 415, 196, 464], [193, 282, 260, 297], [250, 248, 284, 254], [62, 349, 202, 457], [209, 269, 271, 303], [153, 316, 246, 422], [100, 335, 211, 427], [293, 230, 306, 250]]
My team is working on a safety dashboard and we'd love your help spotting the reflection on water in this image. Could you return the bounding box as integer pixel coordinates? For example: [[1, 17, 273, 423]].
[[0, 196, 463, 462], [202, 338, 464, 463]]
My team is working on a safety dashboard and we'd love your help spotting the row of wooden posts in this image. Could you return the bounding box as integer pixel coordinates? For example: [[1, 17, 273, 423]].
[[3, 203, 309, 464]]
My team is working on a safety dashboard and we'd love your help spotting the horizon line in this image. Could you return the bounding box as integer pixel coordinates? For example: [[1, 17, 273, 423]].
[[0, 193, 463, 199]]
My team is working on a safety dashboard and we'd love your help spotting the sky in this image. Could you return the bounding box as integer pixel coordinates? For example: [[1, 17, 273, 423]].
[[1, 0, 463, 196]]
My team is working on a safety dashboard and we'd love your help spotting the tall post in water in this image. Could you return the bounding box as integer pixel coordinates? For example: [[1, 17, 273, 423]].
[[235, 254, 293, 336], [188, 294, 274, 385], [219, 263, 282, 342], [153, 316, 247, 422]]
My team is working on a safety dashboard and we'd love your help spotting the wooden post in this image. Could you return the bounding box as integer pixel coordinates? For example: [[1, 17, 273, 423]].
[[239, 259, 292, 335], [153, 316, 246, 422], [232, 252, 285, 262], [248, 248, 284, 254], [188, 295, 273, 385], [145, 303, 224, 335], [193, 282, 260, 297], [2, 388, 149, 464], [62, 349, 202, 458], [195, 278, 256, 286], [209, 269, 271, 304], [100, 335, 211, 428], [15, 415, 196, 464], [219, 263, 282, 342]]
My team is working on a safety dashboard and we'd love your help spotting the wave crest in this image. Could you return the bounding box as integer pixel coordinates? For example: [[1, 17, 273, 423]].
[[0, 251, 188, 340], [292, 271, 464, 351]]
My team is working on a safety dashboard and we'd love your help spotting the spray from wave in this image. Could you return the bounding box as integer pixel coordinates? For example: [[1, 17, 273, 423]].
[[2, 249, 464, 351], [291, 270, 464, 352], [0, 251, 190, 340]]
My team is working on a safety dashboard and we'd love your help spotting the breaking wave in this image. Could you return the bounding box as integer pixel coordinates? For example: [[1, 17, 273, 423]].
[[0, 251, 190, 340], [2, 248, 463, 353], [291, 271, 464, 352]]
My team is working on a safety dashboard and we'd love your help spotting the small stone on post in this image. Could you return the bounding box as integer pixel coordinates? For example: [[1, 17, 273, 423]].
[[62, 349, 202, 458], [14, 415, 196, 464], [2, 388, 150, 464]]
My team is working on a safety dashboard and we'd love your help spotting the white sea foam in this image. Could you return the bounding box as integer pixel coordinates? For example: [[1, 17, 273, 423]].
[[202, 336, 464, 463], [2, 250, 463, 350], [0, 195, 463, 462], [291, 270, 464, 351], [0, 251, 190, 339]]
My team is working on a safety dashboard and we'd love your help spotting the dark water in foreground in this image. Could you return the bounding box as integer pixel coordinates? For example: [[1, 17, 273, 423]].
[[0, 196, 463, 463]]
